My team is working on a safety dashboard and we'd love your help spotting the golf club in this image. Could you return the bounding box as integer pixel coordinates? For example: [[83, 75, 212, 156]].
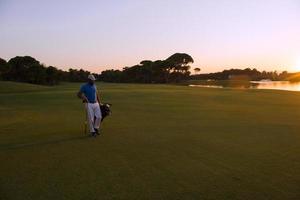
[[84, 103, 88, 135]]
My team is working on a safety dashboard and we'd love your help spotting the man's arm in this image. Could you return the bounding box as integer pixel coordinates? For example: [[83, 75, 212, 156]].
[[96, 90, 101, 104], [77, 91, 89, 103]]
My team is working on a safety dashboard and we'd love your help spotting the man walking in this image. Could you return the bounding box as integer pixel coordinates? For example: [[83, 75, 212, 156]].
[[77, 74, 102, 137]]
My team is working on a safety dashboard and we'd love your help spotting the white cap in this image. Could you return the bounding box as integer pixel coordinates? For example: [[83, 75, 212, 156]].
[[88, 74, 96, 81]]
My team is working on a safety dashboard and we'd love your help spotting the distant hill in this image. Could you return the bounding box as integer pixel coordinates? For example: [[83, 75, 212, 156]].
[[0, 81, 50, 93]]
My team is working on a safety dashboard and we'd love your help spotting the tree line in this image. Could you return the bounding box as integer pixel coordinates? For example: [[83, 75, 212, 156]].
[[190, 68, 299, 81], [0, 56, 96, 85], [1, 54, 300, 85], [99, 53, 194, 83], [0, 53, 194, 85]]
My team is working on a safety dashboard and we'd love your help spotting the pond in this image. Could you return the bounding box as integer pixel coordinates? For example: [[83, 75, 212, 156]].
[[189, 81, 300, 92]]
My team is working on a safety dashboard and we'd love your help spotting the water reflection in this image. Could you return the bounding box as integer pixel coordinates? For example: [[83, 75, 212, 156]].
[[189, 84, 223, 89], [250, 81, 300, 91], [189, 81, 300, 92]]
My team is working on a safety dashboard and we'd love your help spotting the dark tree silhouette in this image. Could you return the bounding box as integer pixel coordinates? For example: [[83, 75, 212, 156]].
[[100, 53, 194, 83], [194, 68, 201, 75], [46, 66, 59, 85], [166, 53, 194, 82], [0, 56, 92, 85], [0, 58, 9, 80], [166, 53, 194, 68], [7, 56, 42, 83], [3, 54, 298, 85], [190, 68, 293, 81]]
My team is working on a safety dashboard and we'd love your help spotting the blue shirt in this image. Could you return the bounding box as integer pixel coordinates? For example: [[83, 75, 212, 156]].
[[80, 83, 97, 103]]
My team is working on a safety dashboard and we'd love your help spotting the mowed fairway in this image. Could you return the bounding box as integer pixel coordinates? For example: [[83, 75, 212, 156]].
[[0, 81, 300, 200]]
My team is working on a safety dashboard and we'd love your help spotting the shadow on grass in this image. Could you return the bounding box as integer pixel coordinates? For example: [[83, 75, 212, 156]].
[[0, 135, 90, 151]]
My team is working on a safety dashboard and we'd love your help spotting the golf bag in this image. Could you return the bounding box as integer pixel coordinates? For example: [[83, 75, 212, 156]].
[[100, 103, 112, 122]]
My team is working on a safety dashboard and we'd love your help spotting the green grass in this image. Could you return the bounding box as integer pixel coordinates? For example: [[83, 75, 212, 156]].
[[0, 81, 300, 199]]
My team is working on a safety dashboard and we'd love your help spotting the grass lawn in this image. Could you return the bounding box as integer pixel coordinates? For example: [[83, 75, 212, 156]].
[[0, 81, 300, 200]]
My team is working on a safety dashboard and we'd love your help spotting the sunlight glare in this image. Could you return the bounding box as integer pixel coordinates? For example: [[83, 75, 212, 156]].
[[292, 57, 300, 72]]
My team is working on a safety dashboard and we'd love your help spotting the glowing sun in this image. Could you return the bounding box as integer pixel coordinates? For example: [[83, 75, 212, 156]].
[[292, 58, 300, 72]]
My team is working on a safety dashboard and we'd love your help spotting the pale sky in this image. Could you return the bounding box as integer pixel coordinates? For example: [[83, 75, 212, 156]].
[[0, 0, 300, 73]]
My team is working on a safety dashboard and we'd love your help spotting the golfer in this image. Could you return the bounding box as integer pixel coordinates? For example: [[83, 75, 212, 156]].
[[77, 74, 102, 137]]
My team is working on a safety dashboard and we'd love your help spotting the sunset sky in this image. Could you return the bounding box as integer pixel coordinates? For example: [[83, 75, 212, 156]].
[[1, 0, 300, 73]]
